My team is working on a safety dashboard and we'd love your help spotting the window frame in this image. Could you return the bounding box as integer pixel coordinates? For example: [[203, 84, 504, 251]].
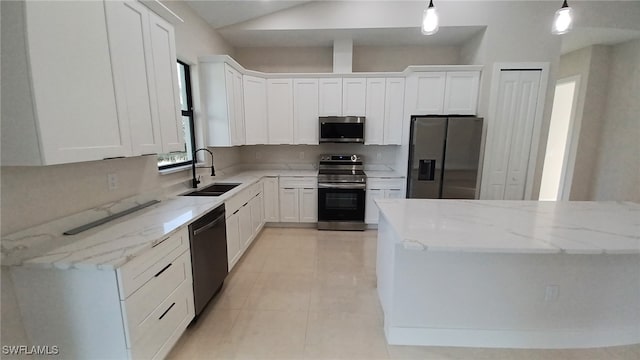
[[158, 60, 197, 171]]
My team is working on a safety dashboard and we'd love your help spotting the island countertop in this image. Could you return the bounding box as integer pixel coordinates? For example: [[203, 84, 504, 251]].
[[375, 199, 640, 254]]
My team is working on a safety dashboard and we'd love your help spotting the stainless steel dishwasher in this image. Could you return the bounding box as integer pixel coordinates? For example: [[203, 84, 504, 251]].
[[188, 204, 228, 317]]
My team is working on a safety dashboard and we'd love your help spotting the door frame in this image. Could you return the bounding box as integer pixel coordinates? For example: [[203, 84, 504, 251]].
[[552, 75, 582, 200], [484, 62, 550, 200]]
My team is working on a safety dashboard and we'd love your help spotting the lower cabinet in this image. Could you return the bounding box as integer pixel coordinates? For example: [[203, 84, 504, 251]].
[[10, 227, 194, 360], [262, 177, 280, 222], [279, 177, 317, 223], [225, 182, 266, 271], [365, 178, 405, 224]]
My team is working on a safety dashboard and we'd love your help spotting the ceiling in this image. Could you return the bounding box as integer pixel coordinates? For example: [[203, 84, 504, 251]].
[[184, 1, 640, 51]]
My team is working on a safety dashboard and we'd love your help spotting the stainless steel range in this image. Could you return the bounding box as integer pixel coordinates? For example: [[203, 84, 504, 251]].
[[317, 154, 367, 231]]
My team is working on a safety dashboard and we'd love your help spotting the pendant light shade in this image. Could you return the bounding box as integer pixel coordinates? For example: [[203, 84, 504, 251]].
[[552, 0, 574, 35], [422, 0, 439, 35]]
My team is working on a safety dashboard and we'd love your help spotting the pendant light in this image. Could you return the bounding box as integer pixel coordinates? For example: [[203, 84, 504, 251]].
[[422, 0, 439, 35], [552, 0, 574, 35]]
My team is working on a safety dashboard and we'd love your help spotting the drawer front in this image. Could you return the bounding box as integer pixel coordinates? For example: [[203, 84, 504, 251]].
[[117, 227, 189, 300], [279, 176, 316, 189], [226, 181, 262, 217], [122, 251, 192, 346], [130, 280, 195, 359], [367, 178, 405, 190]]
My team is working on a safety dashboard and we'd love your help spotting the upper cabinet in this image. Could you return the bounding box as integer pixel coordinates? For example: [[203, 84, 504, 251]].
[[342, 78, 367, 116], [410, 71, 480, 116], [243, 75, 268, 145], [365, 78, 386, 145], [1, 0, 184, 165], [293, 79, 319, 145], [267, 79, 294, 144], [365, 77, 405, 145], [318, 78, 343, 116], [200, 63, 245, 146], [383, 77, 405, 145]]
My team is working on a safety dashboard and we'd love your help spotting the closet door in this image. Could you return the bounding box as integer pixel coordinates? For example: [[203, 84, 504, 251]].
[[481, 70, 541, 200]]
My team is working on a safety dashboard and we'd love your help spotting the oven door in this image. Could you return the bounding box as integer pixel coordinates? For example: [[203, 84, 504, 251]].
[[317, 183, 366, 223]]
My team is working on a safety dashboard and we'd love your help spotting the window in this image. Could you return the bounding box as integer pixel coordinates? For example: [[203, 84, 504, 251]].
[[158, 60, 196, 170]]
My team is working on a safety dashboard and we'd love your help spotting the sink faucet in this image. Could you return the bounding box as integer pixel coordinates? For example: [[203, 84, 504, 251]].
[[192, 148, 216, 188]]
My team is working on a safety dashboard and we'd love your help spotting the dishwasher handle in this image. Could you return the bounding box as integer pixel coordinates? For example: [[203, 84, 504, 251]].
[[192, 216, 225, 237]]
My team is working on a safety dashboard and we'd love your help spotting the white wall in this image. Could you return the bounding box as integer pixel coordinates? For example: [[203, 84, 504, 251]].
[[592, 40, 640, 202], [235, 47, 333, 73], [353, 45, 460, 72]]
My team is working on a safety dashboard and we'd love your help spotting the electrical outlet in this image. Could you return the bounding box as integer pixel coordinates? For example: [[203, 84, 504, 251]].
[[255, 152, 262, 160], [107, 173, 119, 191], [299, 151, 305, 160], [544, 285, 559, 302], [377, 152, 382, 160]]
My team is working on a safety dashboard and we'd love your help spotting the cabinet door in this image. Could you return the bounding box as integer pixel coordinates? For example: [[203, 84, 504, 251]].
[[232, 71, 246, 145], [293, 79, 319, 144], [148, 12, 185, 153], [25, 0, 131, 164], [342, 78, 366, 116], [365, 78, 386, 145], [267, 79, 294, 144], [279, 188, 299, 222], [250, 194, 264, 236], [385, 189, 404, 199], [384, 78, 405, 145], [365, 189, 384, 224], [238, 204, 253, 249], [299, 188, 318, 223], [414, 72, 446, 115], [444, 72, 480, 115], [226, 212, 241, 269], [318, 78, 343, 116], [105, 0, 162, 156], [243, 75, 268, 144], [263, 177, 280, 222]]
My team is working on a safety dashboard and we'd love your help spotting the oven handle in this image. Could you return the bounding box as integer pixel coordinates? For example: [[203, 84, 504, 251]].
[[318, 183, 366, 190]]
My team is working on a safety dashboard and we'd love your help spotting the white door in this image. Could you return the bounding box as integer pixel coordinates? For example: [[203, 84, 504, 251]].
[[250, 194, 264, 236], [299, 188, 318, 223], [105, 0, 162, 156], [365, 188, 384, 224], [413, 72, 446, 115], [148, 12, 184, 153], [481, 70, 542, 200], [243, 75, 268, 144], [279, 188, 299, 222], [293, 79, 319, 144], [384, 77, 405, 145], [319, 78, 343, 116], [443, 71, 480, 115], [365, 78, 386, 145], [262, 177, 280, 222], [26, 0, 131, 164], [232, 71, 246, 145], [238, 204, 253, 249], [342, 78, 366, 116], [226, 212, 241, 269], [267, 79, 294, 144]]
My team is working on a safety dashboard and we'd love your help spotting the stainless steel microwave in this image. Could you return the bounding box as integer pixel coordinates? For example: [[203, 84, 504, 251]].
[[319, 116, 365, 143]]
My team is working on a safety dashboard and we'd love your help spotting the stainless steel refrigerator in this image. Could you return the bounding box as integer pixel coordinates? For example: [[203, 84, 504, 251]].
[[407, 116, 483, 199]]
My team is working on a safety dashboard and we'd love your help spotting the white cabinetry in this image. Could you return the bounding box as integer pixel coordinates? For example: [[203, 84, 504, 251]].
[[225, 182, 265, 270], [262, 177, 280, 222], [318, 78, 343, 116], [279, 177, 317, 223], [342, 78, 367, 116], [365, 77, 405, 145], [410, 71, 479, 116], [267, 79, 294, 144], [200, 63, 245, 146], [293, 79, 319, 144], [11, 228, 194, 359], [365, 178, 405, 224], [243, 75, 268, 144]]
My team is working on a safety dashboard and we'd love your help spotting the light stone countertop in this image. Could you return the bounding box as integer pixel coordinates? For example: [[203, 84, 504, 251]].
[[375, 199, 640, 254], [1, 169, 318, 271]]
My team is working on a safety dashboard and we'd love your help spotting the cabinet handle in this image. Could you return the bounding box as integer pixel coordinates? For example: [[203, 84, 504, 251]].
[[154, 263, 172, 277], [103, 156, 125, 160], [152, 236, 170, 248], [158, 302, 176, 320], [141, 153, 157, 156]]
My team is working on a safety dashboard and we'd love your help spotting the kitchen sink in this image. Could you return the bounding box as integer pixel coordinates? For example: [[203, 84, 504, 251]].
[[182, 183, 241, 197]]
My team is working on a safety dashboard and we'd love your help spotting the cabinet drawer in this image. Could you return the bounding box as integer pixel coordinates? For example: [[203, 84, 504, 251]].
[[279, 176, 316, 189], [116, 227, 189, 300], [122, 250, 192, 346], [367, 178, 404, 190], [129, 280, 194, 359]]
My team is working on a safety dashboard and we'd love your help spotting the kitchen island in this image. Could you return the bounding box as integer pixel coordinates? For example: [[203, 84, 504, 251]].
[[375, 199, 640, 349]]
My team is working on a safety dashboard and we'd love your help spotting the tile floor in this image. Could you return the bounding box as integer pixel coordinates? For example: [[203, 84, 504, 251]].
[[168, 227, 640, 360]]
